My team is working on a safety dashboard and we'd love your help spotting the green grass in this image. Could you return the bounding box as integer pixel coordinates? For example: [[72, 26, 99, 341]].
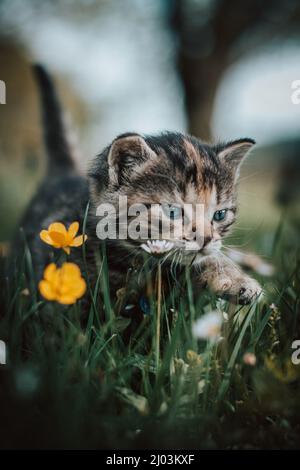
[[0, 216, 300, 449]]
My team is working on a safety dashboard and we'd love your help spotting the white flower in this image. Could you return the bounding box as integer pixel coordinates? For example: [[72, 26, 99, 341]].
[[192, 311, 223, 342], [255, 262, 274, 277], [141, 240, 174, 255]]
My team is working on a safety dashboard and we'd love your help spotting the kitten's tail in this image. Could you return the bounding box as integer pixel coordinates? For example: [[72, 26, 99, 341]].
[[33, 64, 76, 176]]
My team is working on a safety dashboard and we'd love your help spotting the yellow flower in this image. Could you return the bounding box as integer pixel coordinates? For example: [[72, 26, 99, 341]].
[[40, 222, 87, 255], [39, 262, 86, 305]]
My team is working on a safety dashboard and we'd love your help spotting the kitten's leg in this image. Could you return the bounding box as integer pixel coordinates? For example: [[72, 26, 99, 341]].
[[193, 254, 263, 305]]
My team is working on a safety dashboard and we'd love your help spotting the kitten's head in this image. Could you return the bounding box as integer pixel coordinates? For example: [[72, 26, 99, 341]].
[[89, 132, 254, 264]]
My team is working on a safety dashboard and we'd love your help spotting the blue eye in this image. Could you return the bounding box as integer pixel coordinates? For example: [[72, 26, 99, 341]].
[[162, 204, 182, 220], [213, 209, 227, 222]]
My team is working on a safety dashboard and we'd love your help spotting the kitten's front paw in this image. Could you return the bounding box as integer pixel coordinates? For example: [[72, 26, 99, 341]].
[[198, 256, 263, 305], [229, 277, 263, 305], [210, 274, 262, 305]]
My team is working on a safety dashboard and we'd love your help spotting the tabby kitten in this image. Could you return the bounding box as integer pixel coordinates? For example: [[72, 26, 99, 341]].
[[12, 66, 261, 314]]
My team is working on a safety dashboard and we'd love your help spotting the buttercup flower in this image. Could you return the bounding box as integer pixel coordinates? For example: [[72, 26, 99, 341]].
[[39, 262, 86, 305], [192, 311, 223, 342], [141, 240, 174, 255], [40, 222, 87, 255]]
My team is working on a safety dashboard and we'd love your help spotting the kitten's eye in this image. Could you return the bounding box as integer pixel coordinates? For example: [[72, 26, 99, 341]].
[[162, 204, 183, 220], [213, 209, 227, 222]]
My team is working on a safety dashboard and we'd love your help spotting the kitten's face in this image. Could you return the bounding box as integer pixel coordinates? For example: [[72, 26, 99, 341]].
[[90, 132, 254, 265]]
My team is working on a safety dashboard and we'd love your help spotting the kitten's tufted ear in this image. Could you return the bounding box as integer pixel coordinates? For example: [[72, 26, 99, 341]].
[[108, 133, 157, 185], [216, 138, 255, 176]]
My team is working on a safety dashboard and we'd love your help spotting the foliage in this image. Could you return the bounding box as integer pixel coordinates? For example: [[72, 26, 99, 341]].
[[0, 216, 300, 449]]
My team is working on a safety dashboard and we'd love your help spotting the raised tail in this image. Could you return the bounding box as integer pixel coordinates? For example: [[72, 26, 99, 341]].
[[33, 64, 76, 176]]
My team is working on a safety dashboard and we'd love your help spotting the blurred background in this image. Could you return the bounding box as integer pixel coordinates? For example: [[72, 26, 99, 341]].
[[0, 0, 300, 250]]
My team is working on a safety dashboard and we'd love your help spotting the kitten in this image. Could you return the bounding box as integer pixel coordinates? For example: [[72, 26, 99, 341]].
[[11, 65, 262, 314]]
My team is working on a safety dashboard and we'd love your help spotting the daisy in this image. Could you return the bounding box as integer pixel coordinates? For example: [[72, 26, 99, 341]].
[[141, 240, 174, 255], [192, 311, 223, 342]]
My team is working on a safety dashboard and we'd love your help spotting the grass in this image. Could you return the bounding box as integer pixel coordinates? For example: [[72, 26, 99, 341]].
[[0, 215, 300, 450]]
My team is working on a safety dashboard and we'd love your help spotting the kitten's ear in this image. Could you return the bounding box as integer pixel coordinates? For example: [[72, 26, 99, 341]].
[[217, 138, 255, 176], [108, 133, 156, 185]]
